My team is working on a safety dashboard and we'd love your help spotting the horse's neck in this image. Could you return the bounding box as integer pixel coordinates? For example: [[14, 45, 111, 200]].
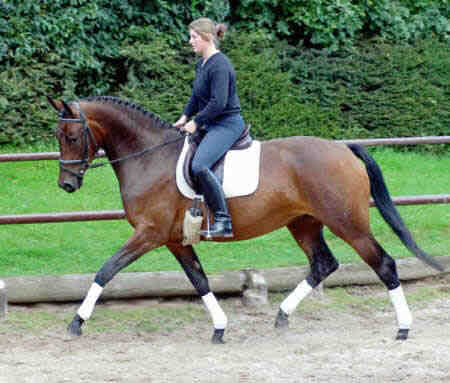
[[89, 105, 161, 158], [92, 107, 180, 189], [102, 124, 151, 161]]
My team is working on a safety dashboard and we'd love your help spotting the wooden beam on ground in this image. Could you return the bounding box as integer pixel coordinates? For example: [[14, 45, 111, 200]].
[[3, 256, 448, 304], [0, 280, 7, 319]]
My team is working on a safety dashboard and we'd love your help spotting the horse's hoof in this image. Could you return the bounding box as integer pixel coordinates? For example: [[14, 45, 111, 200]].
[[274, 309, 289, 329], [395, 328, 409, 341], [211, 329, 225, 344], [67, 314, 84, 337]]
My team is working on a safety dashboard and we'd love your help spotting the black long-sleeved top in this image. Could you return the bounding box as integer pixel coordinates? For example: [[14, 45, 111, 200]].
[[184, 52, 241, 127]]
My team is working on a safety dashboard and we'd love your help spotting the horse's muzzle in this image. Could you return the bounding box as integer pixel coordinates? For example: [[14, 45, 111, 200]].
[[59, 179, 79, 193]]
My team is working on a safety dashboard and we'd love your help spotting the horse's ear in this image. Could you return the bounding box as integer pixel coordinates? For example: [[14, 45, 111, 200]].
[[61, 100, 74, 117], [47, 96, 63, 112]]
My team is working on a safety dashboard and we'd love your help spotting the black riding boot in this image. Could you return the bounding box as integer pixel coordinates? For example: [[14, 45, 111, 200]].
[[196, 168, 233, 238]]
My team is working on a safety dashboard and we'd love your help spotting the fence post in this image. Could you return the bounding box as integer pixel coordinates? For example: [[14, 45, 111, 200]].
[[0, 280, 7, 319], [242, 269, 269, 307]]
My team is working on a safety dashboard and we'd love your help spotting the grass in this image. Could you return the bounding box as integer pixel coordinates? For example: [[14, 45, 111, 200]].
[[268, 276, 450, 317], [2, 301, 207, 336], [0, 144, 449, 277]]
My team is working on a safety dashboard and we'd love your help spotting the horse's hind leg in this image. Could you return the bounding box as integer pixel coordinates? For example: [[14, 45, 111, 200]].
[[275, 216, 339, 328], [167, 243, 227, 344], [347, 233, 412, 340]]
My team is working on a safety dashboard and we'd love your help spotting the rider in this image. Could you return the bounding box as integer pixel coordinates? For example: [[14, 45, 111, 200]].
[[174, 18, 245, 238]]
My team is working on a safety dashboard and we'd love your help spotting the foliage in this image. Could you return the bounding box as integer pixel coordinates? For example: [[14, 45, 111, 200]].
[[221, 31, 344, 139], [280, 37, 449, 145], [0, 54, 78, 144], [117, 31, 194, 122], [0, 0, 448, 146], [363, 0, 450, 42], [230, 0, 449, 49]]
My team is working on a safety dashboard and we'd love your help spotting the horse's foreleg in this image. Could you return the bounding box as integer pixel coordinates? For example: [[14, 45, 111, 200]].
[[67, 230, 156, 337], [276, 216, 339, 328], [167, 243, 227, 344]]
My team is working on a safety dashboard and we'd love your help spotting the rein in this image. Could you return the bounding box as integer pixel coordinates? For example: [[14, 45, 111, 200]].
[[88, 135, 185, 169], [58, 102, 185, 179]]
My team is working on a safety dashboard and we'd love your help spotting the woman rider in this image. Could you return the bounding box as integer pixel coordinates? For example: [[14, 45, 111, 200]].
[[174, 18, 245, 238]]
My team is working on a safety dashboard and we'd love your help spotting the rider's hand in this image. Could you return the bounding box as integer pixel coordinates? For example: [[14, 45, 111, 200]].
[[173, 115, 188, 129], [182, 120, 197, 134]]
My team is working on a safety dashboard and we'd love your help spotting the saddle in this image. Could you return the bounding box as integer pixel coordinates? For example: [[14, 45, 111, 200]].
[[183, 125, 253, 191]]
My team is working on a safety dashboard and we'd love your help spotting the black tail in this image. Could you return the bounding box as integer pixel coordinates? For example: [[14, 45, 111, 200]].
[[347, 144, 444, 272]]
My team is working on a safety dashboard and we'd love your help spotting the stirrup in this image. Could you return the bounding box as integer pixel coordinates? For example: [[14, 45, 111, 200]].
[[200, 214, 233, 239], [200, 228, 234, 239]]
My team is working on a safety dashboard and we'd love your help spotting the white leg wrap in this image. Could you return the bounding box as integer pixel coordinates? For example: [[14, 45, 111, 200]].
[[280, 280, 313, 315], [389, 285, 413, 330], [202, 292, 227, 330], [77, 283, 103, 321]]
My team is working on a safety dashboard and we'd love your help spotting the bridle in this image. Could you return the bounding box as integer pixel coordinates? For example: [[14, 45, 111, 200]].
[[57, 102, 185, 181], [58, 102, 98, 180]]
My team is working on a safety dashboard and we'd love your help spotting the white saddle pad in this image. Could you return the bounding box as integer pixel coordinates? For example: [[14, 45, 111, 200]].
[[176, 137, 261, 199]]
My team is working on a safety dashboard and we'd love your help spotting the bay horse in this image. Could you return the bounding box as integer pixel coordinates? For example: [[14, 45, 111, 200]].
[[48, 96, 443, 343]]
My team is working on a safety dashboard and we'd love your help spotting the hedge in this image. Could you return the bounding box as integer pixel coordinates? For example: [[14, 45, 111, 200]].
[[0, 1, 448, 148], [0, 32, 449, 150]]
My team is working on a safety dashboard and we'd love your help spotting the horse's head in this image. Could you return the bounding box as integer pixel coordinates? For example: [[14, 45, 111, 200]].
[[48, 97, 99, 193]]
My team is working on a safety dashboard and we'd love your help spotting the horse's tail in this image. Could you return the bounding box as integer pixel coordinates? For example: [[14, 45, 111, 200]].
[[347, 143, 444, 272]]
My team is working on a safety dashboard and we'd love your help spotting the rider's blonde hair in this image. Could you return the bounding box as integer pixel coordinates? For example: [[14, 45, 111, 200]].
[[189, 17, 228, 47]]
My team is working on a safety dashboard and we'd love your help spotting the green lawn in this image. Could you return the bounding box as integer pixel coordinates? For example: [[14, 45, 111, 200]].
[[1, 144, 449, 277]]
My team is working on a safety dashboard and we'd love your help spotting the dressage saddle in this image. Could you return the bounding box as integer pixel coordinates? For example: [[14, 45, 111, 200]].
[[182, 125, 253, 191]]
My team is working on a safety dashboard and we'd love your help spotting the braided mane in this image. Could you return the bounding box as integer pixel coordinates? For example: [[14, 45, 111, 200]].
[[83, 96, 173, 130]]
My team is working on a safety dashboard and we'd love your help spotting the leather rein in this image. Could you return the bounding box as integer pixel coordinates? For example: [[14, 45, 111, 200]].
[[57, 102, 185, 180]]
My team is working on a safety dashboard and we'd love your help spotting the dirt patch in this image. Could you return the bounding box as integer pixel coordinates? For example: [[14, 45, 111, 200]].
[[1, 276, 449, 383]]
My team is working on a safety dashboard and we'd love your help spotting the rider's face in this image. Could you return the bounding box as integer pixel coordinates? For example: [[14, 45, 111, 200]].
[[189, 29, 210, 55]]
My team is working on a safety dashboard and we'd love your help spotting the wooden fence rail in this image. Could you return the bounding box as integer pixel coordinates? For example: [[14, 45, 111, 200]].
[[0, 195, 449, 225], [0, 136, 449, 162]]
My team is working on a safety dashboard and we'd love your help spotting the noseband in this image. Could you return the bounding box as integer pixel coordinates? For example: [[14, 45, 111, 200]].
[[57, 102, 184, 180]]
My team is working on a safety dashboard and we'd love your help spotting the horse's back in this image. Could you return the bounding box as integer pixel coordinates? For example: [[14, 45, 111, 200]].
[[261, 136, 365, 176], [264, 135, 348, 157], [257, 135, 370, 226]]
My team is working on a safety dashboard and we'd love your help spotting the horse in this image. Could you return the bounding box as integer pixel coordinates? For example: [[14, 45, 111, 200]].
[[47, 95, 443, 344]]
